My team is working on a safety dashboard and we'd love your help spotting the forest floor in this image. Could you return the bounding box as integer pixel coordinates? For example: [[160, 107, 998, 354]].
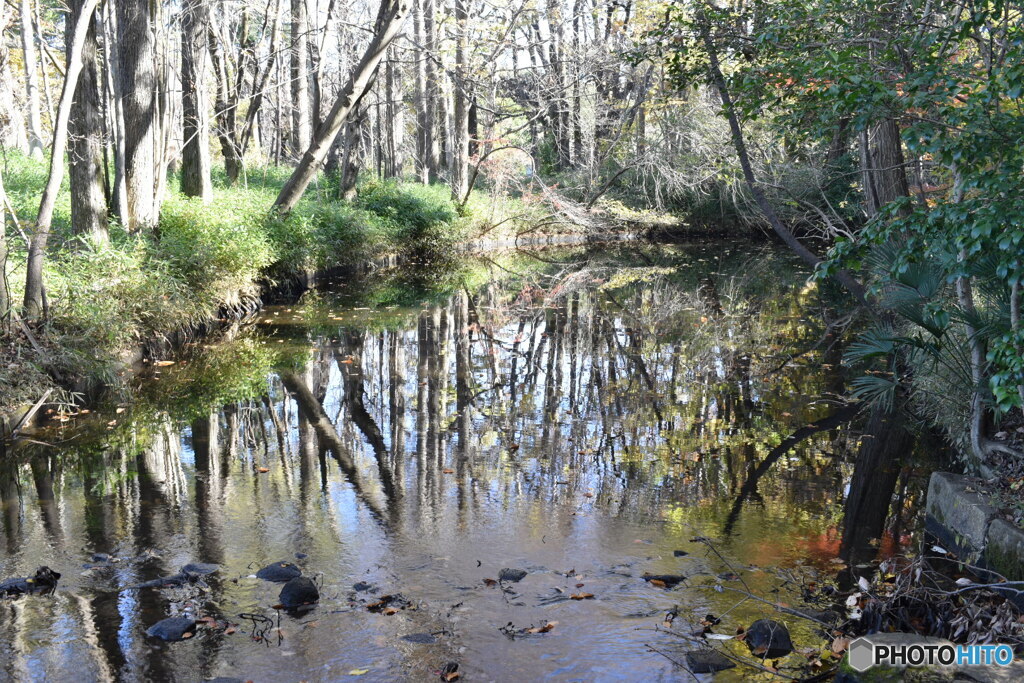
[[0, 153, 686, 415]]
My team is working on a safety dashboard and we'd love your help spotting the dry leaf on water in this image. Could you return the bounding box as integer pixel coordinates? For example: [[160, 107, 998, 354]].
[[527, 622, 557, 634], [258, 467, 270, 473], [570, 593, 594, 600], [831, 637, 851, 655]]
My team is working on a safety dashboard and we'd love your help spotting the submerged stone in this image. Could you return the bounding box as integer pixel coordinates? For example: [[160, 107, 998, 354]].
[[498, 568, 527, 582], [0, 567, 62, 596], [641, 573, 686, 587], [279, 576, 319, 608], [401, 632, 437, 644], [146, 616, 197, 641], [685, 649, 735, 673], [181, 563, 219, 576], [257, 561, 302, 582], [744, 619, 793, 659]]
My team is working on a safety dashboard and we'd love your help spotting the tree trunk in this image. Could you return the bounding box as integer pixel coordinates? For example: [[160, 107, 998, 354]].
[[19, 0, 45, 160], [290, 0, 311, 155], [863, 118, 910, 217], [180, 0, 213, 200], [0, 168, 10, 329], [273, 0, 410, 214], [423, 0, 438, 181], [116, 0, 159, 230], [23, 0, 101, 319], [450, 0, 470, 201], [0, 1, 29, 154], [413, 0, 430, 183], [67, 0, 109, 242]]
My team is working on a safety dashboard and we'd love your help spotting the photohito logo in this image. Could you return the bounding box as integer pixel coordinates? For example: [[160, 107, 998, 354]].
[[847, 636, 1015, 672]]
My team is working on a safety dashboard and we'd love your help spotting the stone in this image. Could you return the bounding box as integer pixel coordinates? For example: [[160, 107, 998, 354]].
[[401, 632, 437, 644], [743, 619, 793, 659], [926, 473, 998, 558], [279, 576, 319, 608], [498, 568, 527, 582], [641, 573, 686, 587], [685, 649, 735, 673], [983, 518, 1024, 582], [146, 616, 197, 642], [256, 561, 302, 582], [0, 567, 62, 596], [180, 563, 219, 576]]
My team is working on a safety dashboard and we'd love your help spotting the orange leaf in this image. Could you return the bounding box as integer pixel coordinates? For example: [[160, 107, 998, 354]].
[[570, 593, 594, 600], [258, 467, 270, 473]]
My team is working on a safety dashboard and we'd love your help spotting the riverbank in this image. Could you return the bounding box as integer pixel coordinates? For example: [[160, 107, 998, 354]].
[[1, 155, 694, 419]]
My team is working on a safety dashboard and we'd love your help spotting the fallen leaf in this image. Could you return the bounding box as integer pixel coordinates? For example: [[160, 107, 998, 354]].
[[383, 607, 399, 615], [258, 467, 270, 473], [570, 593, 594, 600], [442, 468, 454, 474], [649, 579, 667, 588], [483, 578, 497, 587], [858, 576, 871, 592], [832, 637, 851, 655], [347, 669, 370, 676], [181, 632, 194, 639], [153, 360, 175, 367], [527, 621, 557, 634]]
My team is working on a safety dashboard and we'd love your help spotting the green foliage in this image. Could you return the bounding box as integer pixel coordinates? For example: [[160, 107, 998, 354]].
[[354, 179, 463, 252], [159, 194, 276, 300]]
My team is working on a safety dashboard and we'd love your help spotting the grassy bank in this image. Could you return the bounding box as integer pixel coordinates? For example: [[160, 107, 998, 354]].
[[0, 155, 573, 410]]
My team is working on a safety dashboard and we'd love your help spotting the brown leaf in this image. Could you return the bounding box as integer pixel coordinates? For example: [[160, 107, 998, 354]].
[[527, 621, 557, 634], [153, 360, 175, 367], [483, 578, 497, 587], [570, 593, 594, 600], [649, 579, 667, 588], [225, 627, 236, 635], [443, 673, 461, 682], [831, 637, 851, 655], [258, 467, 270, 473], [181, 632, 194, 639], [442, 468, 455, 474], [383, 607, 399, 615]]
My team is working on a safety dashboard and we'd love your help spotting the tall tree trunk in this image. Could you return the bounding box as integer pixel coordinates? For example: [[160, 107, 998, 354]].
[[0, 2, 29, 154], [450, 0, 469, 201], [413, 0, 429, 183], [67, 0, 109, 242], [180, 0, 212, 200], [23, 0, 101, 319], [273, 0, 410, 214], [423, 0, 438, 181], [290, 0, 311, 155], [868, 118, 910, 214], [19, 0, 45, 160], [0, 168, 10, 329], [116, 0, 159, 230]]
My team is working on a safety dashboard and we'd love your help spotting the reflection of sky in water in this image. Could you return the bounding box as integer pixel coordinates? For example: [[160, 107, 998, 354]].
[[0, 243, 931, 681]]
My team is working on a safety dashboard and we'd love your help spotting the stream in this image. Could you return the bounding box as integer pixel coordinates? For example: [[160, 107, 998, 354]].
[[0, 241, 935, 682]]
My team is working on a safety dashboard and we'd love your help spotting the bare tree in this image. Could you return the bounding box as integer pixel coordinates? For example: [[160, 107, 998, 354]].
[[23, 0, 102, 319], [180, 0, 213, 200], [273, 0, 410, 214], [116, 0, 159, 230], [19, 0, 44, 160], [67, 0, 109, 241]]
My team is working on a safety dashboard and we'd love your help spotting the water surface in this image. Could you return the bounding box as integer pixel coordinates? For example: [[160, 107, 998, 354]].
[[0, 242, 928, 681]]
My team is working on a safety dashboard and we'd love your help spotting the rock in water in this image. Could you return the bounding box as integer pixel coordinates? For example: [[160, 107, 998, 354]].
[[641, 573, 686, 587], [146, 616, 197, 641], [0, 567, 62, 596], [685, 650, 735, 673], [180, 563, 219, 576], [498, 568, 527, 582], [279, 577, 319, 608], [744, 619, 793, 659], [257, 561, 302, 582]]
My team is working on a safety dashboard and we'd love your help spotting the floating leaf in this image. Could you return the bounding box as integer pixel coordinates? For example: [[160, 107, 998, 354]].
[[347, 669, 370, 676], [570, 593, 594, 600]]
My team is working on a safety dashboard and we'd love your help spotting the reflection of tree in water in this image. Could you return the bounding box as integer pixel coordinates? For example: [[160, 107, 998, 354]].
[[0, 243, 938, 679]]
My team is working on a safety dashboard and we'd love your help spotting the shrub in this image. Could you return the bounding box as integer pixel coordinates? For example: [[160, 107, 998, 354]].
[[159, 195, 276, 302]]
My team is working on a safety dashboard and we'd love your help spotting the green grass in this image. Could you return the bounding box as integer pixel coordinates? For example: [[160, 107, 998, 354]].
[[0, 153, 566, 409]]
